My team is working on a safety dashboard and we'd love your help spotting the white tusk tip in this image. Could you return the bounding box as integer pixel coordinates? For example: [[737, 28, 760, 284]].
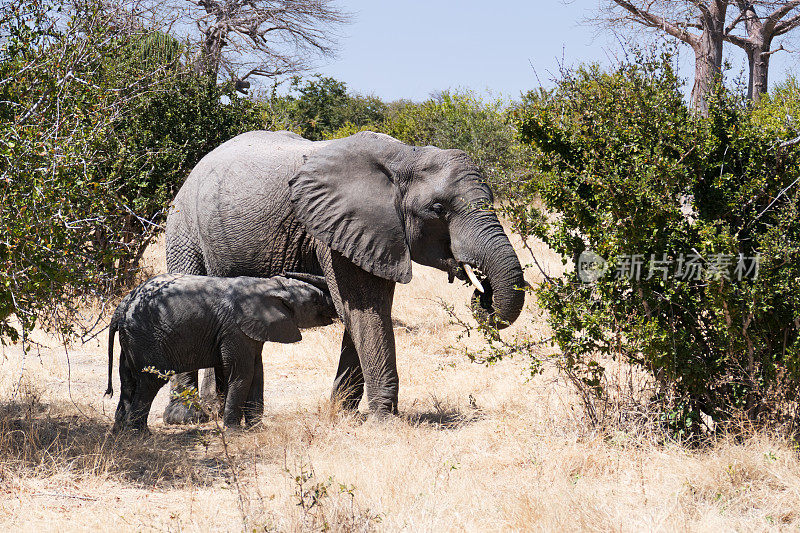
[[463, 263, 485, 293]]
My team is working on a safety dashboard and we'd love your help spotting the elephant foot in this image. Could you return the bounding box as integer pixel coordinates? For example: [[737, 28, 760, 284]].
[[163, 398, 209, 425], [366, 409, 399, 423], [367, 399, 399, 420]]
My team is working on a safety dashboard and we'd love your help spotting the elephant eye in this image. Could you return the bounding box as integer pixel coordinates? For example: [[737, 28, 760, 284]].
[[431, 203, 445, 216]]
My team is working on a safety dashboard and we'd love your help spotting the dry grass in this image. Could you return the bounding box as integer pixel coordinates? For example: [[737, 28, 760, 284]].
[[1, 233, 799, 532]]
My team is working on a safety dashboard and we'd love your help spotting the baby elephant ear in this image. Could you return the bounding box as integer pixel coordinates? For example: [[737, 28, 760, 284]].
[[234, 295, 302, 344], [289, 132, 412, 284]]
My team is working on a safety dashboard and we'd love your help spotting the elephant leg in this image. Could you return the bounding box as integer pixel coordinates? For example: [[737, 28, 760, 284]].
[[331, 330, 365, 410], [243, 348, 264, 427], [112, 354, 136, 433], [220, 337, 257, 428], [199, 368, 217, 398], [164, 362, 221, 426], [163, 218, 211, 425], [213, 363, 227, 418], [321, 250, 398, 415], [127, 372, 166, 433]]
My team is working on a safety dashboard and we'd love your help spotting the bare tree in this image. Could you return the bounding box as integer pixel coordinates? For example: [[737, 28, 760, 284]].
[[598, 1, 800, 109], [184, 0, 349, 86], [724, 1, 800, 102], [601, 1, 729, 115]]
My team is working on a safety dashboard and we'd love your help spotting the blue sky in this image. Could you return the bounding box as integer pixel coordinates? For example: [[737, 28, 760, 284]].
[[313, 0, 798, 101]]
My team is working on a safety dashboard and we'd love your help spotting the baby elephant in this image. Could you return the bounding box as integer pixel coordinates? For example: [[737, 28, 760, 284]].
[[106, 273, 337, 433]]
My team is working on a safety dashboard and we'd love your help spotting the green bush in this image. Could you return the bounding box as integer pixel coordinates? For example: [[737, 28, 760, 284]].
[[382, 91, 532, 195], [274, 75, 387, 141], [102, 73, 263, 262], [0, 0, 263, 341], [507, 51, 800, 434]]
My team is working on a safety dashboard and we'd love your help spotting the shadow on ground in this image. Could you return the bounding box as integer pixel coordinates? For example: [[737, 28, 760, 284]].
[[1, 393, 486, 490], [0, 397, 228, 487], [403, 407, 483, 430]]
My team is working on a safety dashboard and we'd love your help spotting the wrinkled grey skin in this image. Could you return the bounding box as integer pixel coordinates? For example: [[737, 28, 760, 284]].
[[164, 130, 526, 421], [106, 273, 336, 432]]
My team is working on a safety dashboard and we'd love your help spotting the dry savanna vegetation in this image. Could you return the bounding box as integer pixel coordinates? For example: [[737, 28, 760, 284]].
[[1, 233, 799, 532], [5, 1, 800, 530]]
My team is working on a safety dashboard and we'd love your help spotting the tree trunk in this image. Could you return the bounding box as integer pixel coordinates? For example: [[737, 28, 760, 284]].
[[606, 1, 730, 115], [734, 2, 771, 103], [747, 38, 773, 103], [198, 26, 224, 81], [690, 1, 727, 116], [690, 25, 725, 116], [728, 1, 800, 104]]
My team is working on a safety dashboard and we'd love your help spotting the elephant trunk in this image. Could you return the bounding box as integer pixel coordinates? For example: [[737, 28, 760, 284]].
[[451, 212, 526, 329]]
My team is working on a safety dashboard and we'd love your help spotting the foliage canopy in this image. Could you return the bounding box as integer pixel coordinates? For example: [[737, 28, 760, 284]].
[[506, 51, 800, 433], [0, 0, 262, 341]]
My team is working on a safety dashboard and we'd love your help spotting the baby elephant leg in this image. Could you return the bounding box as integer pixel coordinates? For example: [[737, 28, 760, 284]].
[[220, 336, 262, 428], [126, 372, 168, 433], [243, 348, 264, 427], [112, 355, 136, 433]]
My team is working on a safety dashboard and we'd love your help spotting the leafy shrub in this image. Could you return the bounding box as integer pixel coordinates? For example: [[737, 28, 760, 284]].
[[507, 51, 800, 435], [383, 91, 532, 195], [0, 0, 263, 341], [276, 75, 387, 141], [101, 73, 263, 275]]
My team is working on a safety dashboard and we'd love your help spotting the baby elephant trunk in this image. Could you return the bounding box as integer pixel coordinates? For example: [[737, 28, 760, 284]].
[[281, 272, 338, 327], [282, 272, 329, 293]]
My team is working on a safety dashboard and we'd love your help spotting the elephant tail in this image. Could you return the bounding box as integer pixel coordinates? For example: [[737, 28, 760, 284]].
[[105, 316, 118, 397]]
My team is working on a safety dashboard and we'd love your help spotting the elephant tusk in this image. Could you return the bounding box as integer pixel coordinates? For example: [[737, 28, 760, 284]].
[[463, 264, 485, 294]]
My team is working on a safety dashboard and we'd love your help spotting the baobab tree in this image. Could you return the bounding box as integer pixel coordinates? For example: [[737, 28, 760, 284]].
[[189, 0, 349, 86], [134, 0, 349, 88], [601, 0, 729, 115], [600, 1, 800, 110], [724, 1, 800, 102], [75, 0, 348, 88]]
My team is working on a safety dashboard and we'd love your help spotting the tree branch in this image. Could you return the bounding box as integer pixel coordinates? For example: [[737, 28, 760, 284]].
[[187, 0, 348, 80], [775, 11, 800, 34], [735, 0, 762, 34], [723, 32, 752, 48], [725, 7, 748, 34], [694, 1, 715, 29], [610, 0, 699, 46], [766, 0, 800, 25], [780, 135, 800, 150], [16, 71, 73, 124], [761, 43, 787, 56]]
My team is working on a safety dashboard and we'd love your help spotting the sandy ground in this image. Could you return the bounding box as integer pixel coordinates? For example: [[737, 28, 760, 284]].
[[1, 233, 799, 532]]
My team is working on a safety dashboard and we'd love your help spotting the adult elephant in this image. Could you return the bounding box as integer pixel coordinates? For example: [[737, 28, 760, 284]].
[[163, 130, 525, 422]]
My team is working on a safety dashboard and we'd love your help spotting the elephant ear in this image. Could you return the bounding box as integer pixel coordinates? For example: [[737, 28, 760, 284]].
[[289, 132, 412, 284], [233, 294, 302, 344]]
